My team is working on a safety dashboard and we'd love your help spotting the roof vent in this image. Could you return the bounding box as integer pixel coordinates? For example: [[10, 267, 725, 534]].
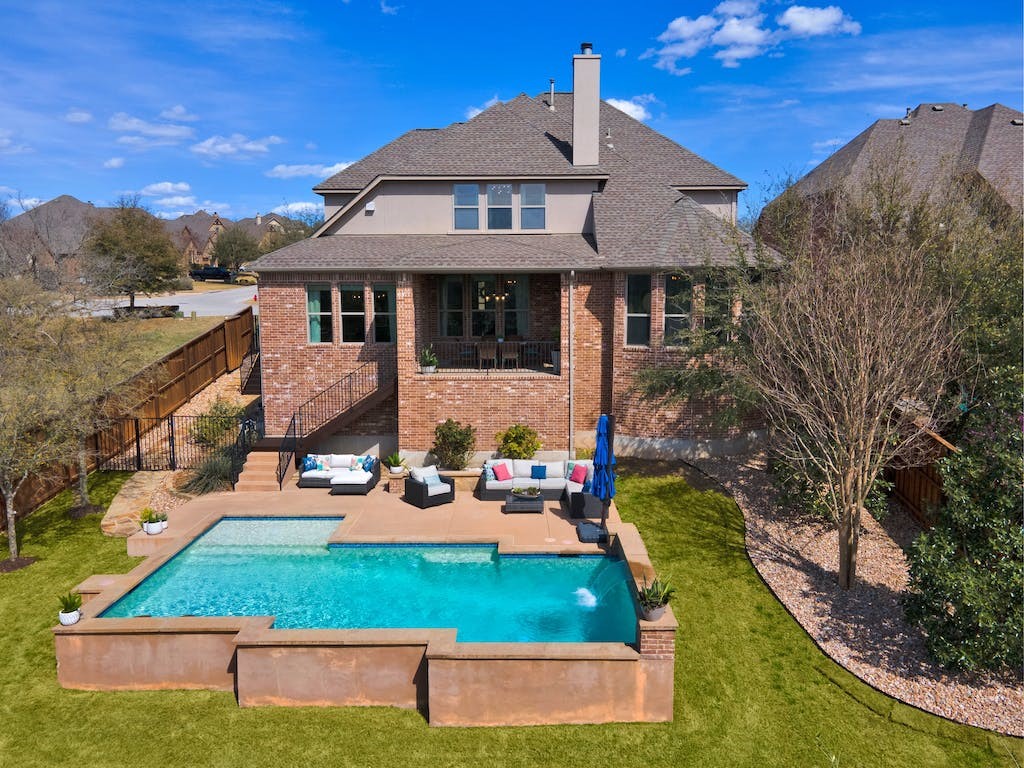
[[549, 78, 555, 111], [931, 105, 944, 111], [962, 103, 968, 109], [899, 119, 911, 126], [581, 42, 593, 55], [904, 107, 911, 118], [1012, 118, 1023, 126]]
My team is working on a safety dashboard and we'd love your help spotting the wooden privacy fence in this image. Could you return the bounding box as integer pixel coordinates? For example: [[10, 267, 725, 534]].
[[888, 428, 958, 528], [1, 307, 256, 521]]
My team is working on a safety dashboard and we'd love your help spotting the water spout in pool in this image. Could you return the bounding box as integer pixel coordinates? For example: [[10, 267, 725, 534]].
[[575, 587, 598, 608]]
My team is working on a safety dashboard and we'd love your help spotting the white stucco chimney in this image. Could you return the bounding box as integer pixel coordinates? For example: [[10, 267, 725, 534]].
[[572, 42, 600, 167]]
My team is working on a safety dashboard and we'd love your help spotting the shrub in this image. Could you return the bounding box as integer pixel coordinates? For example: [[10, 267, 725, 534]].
[[431, 419, 475, 469], [58, 592, 82, 613], [495, 423, 541, 459], [190, 397, 245, 447], [182, 449, 234, 494], [904, 368, 1023, 674], [168, 276, 194, 292]]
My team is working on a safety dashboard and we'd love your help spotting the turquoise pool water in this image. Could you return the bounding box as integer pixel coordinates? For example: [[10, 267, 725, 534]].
[[103, 518, 639, 643]]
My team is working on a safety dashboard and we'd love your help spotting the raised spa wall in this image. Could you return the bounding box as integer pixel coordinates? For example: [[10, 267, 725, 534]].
[[55, 515, 677, 727]]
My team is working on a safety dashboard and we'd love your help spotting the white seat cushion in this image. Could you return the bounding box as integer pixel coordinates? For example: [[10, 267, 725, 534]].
[[512, 459, 537, 478], [329, 454, 356, 469], [485, 479, 515, 491], [330, 470, 372, 485], [538, 477, 567, 490], [543, 461, 565, 478], [565, 480, 584, 495], [425, 482, 451, 497], [301, 469, 336, 480]]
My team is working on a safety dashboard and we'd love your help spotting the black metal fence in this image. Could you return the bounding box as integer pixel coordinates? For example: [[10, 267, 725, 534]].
[[99, 414, 256, 474], [430, 340, 559, 372]]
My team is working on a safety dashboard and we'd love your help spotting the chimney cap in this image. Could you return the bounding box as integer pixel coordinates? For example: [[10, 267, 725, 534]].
[[580, 42, 594, 54]]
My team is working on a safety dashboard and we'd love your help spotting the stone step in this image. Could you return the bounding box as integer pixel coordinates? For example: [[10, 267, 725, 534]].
[[234, 482, 280, 492]]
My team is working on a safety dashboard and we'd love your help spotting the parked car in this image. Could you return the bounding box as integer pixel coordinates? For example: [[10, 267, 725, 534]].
[[188, 265, 232, 282], [233, 269, 258, 285]]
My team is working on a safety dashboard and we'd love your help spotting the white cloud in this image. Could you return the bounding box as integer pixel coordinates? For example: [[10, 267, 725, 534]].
[[201, 201, 231, 213], [265, 161, 352, 179], [607, 94, 659, 121], [64, 108, 93, 124], [109, 112, 195, 140], [272, 201, 321, 217], [155, 211, 187, 220], [103, 157, 125, 169], [154, 195, 197, 207], [465, 95, 501, 120], [647, 3, 861, 72], [380, 0, 400, 14], [811, 137, 844, 153], [140, 181, 191, 196], [0, 130, 31, 155], [191, 133, 284, 159], [304, 141, 318, 151], [778, 5, 861, 37], [159, 104, 199, 121], [615, 48, 627, 57], [16, 197, 44, 211]]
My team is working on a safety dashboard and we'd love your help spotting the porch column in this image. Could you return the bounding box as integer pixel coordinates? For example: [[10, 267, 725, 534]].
[[395, 274, 417, 454]]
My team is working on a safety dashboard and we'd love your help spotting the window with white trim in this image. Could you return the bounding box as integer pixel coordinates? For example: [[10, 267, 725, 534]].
[[453, 184, 479, 230], [520, 183, 546, 229], [664, 273, 692, 345], [306, 285, 333, 344], [626, 274, 651, 346], [339, 284, 365, 343], [487, 184, 512, 229]]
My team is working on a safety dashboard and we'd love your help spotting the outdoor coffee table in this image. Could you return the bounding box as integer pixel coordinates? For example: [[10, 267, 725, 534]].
[[504, 493, 544, 513]]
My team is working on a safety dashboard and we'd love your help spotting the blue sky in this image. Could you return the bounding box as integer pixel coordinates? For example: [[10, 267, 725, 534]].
[[1, 1, 1020, 221]]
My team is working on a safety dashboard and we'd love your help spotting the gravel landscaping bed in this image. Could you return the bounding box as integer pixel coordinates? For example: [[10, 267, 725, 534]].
[[692, 454, 1023, 737]]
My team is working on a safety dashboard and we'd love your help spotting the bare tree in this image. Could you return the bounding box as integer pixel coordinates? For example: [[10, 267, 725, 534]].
[[0, 278, 78, 564], [745, 166, 960, 589]]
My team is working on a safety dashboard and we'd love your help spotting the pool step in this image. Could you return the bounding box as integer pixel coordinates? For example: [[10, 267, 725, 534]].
[[234, 451, 283, 492]]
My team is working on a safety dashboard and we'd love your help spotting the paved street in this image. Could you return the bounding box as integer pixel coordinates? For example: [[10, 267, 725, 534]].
[[92, 285, 258, 317]]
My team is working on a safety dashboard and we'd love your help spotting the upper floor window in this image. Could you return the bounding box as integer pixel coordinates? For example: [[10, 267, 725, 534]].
[[453, 184, 479, 230], [520, 183, 546, 229], [487, 184, 513, 229], [339, 284, 365, 343], [373, 283, 396, 343], [306, 285, 333, 344], [440, 276, 464, 336], [626, 274, 651, 346], [664, 273, 692, 345]]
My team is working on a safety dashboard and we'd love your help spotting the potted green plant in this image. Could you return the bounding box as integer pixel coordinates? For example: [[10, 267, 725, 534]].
[[419, 345, 438, 373], [637, 576, 675, 621], [384, 452, 406, 475], [157, 511, 169, 531], [58, 592, 82, 626], [511, 486, 541, 499], [140, 508, 162, 535]]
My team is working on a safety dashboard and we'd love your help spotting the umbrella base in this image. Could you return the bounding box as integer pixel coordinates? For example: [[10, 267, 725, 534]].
[[576, 521, 608, 544]]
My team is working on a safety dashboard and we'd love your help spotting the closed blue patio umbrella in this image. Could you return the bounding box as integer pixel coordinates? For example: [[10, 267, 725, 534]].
[[592, 413, 616, 536]]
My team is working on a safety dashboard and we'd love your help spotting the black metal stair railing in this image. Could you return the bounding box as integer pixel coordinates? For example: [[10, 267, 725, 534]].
[[275, 359, 396, 489]]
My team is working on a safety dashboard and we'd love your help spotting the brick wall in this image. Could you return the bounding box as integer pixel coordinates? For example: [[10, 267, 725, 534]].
[[638, 626, 676, 660], [571, 272, 613, 435]]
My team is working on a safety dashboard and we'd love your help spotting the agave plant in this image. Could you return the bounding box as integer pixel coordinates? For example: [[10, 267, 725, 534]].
[[58, 592, 82, 613], [637, 576, 675, 611]]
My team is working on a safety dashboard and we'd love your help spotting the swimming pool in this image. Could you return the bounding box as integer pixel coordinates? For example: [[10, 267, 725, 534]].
[[102, 518, 639, 643]]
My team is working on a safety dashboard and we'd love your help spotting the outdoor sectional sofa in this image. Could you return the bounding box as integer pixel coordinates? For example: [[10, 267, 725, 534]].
[[476, 458, 595, 501], [297, 453, 380, 495]]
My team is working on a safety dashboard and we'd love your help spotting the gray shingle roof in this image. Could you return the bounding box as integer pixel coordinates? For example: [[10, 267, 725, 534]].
[[786, 102, 1023, 211], [253, 234, 597, 273], [257, 89, 763, 273]]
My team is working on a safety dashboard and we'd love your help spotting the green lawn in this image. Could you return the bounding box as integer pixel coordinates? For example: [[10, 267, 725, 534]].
[[134, 316, 224, 363], [1, 470, 1019, 767]]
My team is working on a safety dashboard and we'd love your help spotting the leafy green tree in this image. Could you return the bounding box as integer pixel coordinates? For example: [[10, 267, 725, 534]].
[[905, 368, 1023, 673], [84, 195, 181, 309], [258, 218, 317, 255], [211, 226, 259, 270]]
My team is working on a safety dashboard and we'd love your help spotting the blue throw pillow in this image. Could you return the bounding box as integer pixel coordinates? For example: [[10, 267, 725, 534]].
[[302, 456, 317, 472], [583, 479, 592, 493], [565, 461, 576, 479], [362, 456, 374, 473], [530, 465, 547, 480], [424, 472, 442, 487], [484, 463, 495, 481]]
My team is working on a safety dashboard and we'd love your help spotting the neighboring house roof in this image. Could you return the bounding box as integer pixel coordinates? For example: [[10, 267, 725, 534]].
[[162, 210, 227, 252], [786, 103, 1023, 211], [259, 92, 762, 273]]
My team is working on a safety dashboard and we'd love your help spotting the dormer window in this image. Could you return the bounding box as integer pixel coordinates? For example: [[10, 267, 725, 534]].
[[520, 183, 546, 229], [487, 184, 513, 229], [453, 184, 479, 229]]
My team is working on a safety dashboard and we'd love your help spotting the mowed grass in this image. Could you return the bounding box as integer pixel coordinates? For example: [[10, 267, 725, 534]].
[[0, 470, 1019, 768], [132, 316, 223, 362]]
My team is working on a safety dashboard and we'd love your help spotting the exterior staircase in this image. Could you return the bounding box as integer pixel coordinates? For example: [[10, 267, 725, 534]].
[[233, 450, 283, 492]]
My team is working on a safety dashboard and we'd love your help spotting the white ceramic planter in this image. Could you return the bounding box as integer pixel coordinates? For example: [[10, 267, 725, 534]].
[[58, 609, 81, 626], [160, 519, 169, 531], [143, 521, 162, 535], [389, 466, 404, 475], [421, 365, 436, 374], [641, 605, 667, 622]]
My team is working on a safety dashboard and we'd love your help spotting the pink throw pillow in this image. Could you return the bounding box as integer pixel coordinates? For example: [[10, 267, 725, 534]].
[[570, 464, 588, 484], [492, 463, 512, 481]]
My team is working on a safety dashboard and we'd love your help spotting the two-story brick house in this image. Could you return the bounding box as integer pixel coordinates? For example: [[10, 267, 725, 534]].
[[252, 44, 763, 469]]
